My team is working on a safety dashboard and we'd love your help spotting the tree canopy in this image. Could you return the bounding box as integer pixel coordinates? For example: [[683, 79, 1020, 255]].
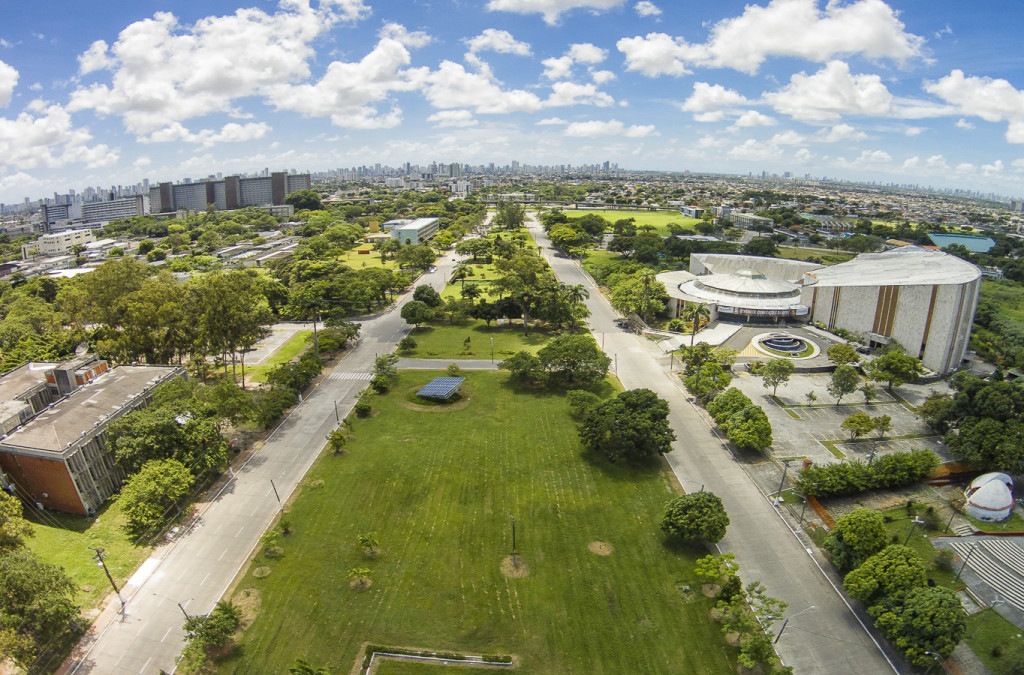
[[536, 334, 610, 385], [824, 508, 888, 572], [756, 358, 795, 395], [118, 459, 195, 536], [0, 548, 79, 666], [578, 389, 676, 462], [843, 544, 927, 609], [828, 364, 860, 404], [867, 350, 923, 391], [660, 491, 730, 543], [872, 586, 966, 667]]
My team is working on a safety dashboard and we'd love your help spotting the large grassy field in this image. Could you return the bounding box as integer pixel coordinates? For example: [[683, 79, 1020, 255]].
[[402, 321, 555, 359], [565, 209, 700, 236], [217, 370, 734, 674], [777, 247, 856, 265]]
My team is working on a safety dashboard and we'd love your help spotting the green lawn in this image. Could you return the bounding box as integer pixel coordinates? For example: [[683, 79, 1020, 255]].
[[964, 608, 1023, 673], [566, 209, 699, 237], [777, 247, 856, 265], [980, 280, 1024, 323], [25, 497, 152, 612], [337, 247, 402, 271], [401, 321, 555, 359], [267, 331, 312, 364], [217, 370, 734, 674]]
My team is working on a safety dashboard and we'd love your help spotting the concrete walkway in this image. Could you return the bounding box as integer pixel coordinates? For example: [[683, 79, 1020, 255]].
[[529, 215, 899, 674]]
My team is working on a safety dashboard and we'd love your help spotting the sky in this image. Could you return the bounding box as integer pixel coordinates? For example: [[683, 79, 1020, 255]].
[[1, 0, 1024, 203]]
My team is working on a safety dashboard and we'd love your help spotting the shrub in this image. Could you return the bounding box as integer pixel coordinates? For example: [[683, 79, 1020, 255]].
[[447, 363, 461, 376], [707, 388, 752, 427], [398, 336, 417, 351], [566, 390, 601, 419], [796, 450, 939, 498], [252, 388, 298, 429], [370, 374, 391, 393], [354, 401, 372, 418]]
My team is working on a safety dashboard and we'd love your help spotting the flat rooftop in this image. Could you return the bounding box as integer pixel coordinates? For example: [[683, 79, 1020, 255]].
[[1, 366, 181, 455], [0, 362, 58, 402], [804, 246, 981, 287]]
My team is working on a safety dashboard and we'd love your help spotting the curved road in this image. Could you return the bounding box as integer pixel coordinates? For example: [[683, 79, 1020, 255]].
[[527, 214, 897, 674]]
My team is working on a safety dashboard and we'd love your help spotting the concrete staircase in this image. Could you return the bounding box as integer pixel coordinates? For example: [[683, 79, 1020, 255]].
[[951, 539, 1024, 611]]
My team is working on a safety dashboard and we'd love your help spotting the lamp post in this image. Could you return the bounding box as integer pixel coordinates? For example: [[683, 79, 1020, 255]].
[[904, 516, 925, 546], [153, 593, 192, 620], [956, 544, 980, 583], [775, 606, 816, 643], [490, 337, 494, 364], [773, 460, 791, 506], [798, 495, 809, 528], [90, 547, 124, 611], [924, 651, 943, 675], [970, 596, 1006, 639], [944, 509, 957, 534], [866, 451, 876, 467]]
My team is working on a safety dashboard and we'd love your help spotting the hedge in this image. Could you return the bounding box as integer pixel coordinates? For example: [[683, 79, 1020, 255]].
[[796, 449, 939, 498]]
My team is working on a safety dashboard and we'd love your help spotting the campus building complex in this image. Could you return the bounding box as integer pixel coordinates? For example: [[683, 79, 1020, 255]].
[[150, 172, 311, 213], [658, 246, 981, 374], [0, 356, 184, 515]]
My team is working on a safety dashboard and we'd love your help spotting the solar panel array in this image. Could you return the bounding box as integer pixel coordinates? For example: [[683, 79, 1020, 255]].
[[416, 377, 465, 399]]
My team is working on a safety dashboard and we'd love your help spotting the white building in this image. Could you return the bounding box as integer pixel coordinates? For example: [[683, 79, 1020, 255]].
[[390, 218, 439, 245], [21, 229, 95, 258]]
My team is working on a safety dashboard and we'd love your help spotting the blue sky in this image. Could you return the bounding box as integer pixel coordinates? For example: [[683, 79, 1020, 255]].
[[1, 0, 1023, 203]]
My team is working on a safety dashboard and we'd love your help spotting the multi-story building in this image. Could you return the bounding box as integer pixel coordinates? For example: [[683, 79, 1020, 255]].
[[149, 172, 311, 213], [390, 218, 439, 245], [0, 356, 185, 515], [21, 229, 95, 258], [80, 195, 149, 222]]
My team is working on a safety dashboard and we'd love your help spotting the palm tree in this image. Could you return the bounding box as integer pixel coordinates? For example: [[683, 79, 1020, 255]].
[[682, 302, 711, 346], [514, 289, 536, 336], [289, 659, 329, 675], [565, 283, 589, 306]]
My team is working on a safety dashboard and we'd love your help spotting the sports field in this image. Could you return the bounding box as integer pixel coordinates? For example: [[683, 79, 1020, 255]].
[[565, 209, 700, 236], [217, 370, 733, 674]]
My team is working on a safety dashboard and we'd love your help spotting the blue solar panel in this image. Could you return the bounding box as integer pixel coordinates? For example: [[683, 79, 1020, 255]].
[[416, 377, 465, 399]]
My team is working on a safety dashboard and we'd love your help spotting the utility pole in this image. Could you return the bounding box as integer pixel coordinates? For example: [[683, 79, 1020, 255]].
[[270, 479, 283, 512], [90, 547, 124, 611]]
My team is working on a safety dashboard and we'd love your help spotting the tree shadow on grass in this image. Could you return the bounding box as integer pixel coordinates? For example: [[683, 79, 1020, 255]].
[[659, 533, 716, 557], [578, 447, 665, 482]]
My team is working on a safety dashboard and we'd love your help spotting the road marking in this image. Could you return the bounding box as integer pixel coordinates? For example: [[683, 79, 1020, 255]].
[[236, 526, 246, 537], [160, 626, 173, 643], [140, 657, 152, 672], [201, 571, 212, 586], [328, 371, 372, 381], [219, 547, 228, 561]]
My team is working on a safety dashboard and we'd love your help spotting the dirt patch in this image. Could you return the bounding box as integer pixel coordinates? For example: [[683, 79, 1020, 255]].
[[349, 578, 373, 590], [702, 583, 721, 598], [396, 386, 472, 412], [253, 566, 272, 578], [264, 545, 284, 558], [588, 540, 612, 556], [724, 632, 741, 647], [309, 478, 325, 488], [231, 588, 262, 631], [501, 555, 530, 578]]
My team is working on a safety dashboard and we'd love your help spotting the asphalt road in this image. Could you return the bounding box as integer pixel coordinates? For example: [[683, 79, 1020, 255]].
[[526, 215, 898, 674], [69, 253, 463, 674]]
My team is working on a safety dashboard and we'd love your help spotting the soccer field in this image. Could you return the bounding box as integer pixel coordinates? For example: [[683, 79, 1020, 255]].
[[217, 370, 733, 674]]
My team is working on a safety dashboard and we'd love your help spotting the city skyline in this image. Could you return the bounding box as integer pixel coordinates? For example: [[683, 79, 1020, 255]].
[[1, 0, 1023, 203]]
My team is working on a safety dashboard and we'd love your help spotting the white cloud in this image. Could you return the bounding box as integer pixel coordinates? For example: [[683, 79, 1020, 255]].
[[904, 126, 924, 137], [536, 117, 567, 125], [732, 110, 776, 128], [794, 148, 813, 161], [981, 160, 1004, 176], [141, 121, 271, 147], [835, 149, 891, 168], [487, 0, 627, 25], [764, 61, 893, 121], [545, 81, 614, 107], [68, 4, 347, 135], [564, 119, 655, 137], [693, 111, 725, 123], [78, 40, 116, 75], [465, 29, 530, 56], [0, 39, 12, 49], [265, 38, 419, 128], [427, 109, 478, 127], [542, 43, 607, 80], [591, 70, 616, 85], [955, 162, 975, 172], [1012, 159, 1024, 171], [379, 22, 433, 48], [926, 70, 1024, 142], [680, 82, 747, 113], [422, 60, 542, 114], [768, 130, 806, 145], [0, 171, 44, 194], [956, 118, 975, 130], [815, 123, 868, 142], [320, 0, 372, 23], [619, 0, 925, 76], [727, 139, 783, 161], [133, 156, 152, 169], [634, 1, 661, 17], [0, 103, 118, 170], [927, 155, 949, 171], [0, 60, 17, 106]]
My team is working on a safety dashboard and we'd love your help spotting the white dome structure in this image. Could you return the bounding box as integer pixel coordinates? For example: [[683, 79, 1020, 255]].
[[964, 473, 1014, 523]]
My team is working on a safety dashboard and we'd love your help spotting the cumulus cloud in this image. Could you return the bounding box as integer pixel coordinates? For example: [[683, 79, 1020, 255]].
[[904, 126, 924, 136], [618, 0, 925, 76], [545, 81, 614, 107], [0, 103, 118, 170], [564, 119, 656, 137], [465, 29, 530, 56], [763, 61, 893, 121], [815, 123, 868, 142], [487, 0, 627, 25], [542, 43, 607, 80], [727, 139, 783, 161], [732, 110, 776, 128], [0, 60, 17, 106], [536, 117, 567, 125], [78, 40, 115, 75], [680, 82, 748, 113], [422, 60, 542, 114], [379, 22, 432, 48], [835, 149, 892, 168], [635, 1, 661, 16], [926, 70, 1024, 142], [591, 70, 616, 84], [956, 118, 975, 130], [427, 109, 478, 127], [981, 160, 1004, 176], [141, 121, 271, 147], [768, 130, 806, 145]]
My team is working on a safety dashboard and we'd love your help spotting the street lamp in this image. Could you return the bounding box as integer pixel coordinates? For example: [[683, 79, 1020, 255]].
[[153, 593, 192, 619], [970, 596, 1006, 639], [490, 336, 494, 364], [773, 460, 791, 506], [924, 651, 943, 675], [775, 606, 816, 643], [904, 516, 925, 546], [956, 544, 981, 583]]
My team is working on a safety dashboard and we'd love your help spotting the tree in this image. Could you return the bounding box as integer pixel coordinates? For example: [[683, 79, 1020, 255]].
[[724, 405, 773, 451], [826, 343, 860, 365], [828, 364, 860, 404], [681, 302, 711, 346], [398, 336, 417, 351], [740, 237, 779, 257], [284, 189, 323, 212], [660, 491, 730, 543], [867, 350, 923, 391], [873, 586, 966, 667], [537, 334, 610, 385], [400, 300, 432, 328], [872, 415, 892, 439], [0, 548, 79, 666], [758, 358, 795, 395], [289, 659, 330, 675], [860, 383, 877, 404], [843, 544, 927, 609], [498, 351, 543, 381], [0, 491, 32, 553], [684, 361, 733, 404], [108, 404, 227, 475], [841, 412, 874, 439], [824, 508, 888, 572], [357, 532, 379, 556], [412, 284, 442, 307], [119, 459, 195, 535], [578, 389, 676, 463]]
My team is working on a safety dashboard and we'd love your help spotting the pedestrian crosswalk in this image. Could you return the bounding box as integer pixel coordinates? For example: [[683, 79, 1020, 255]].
[[328, 371, 372, 381]]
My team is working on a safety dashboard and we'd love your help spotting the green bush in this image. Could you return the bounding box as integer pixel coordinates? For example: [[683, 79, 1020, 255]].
[[354, 401, 372, 418], [566, 389, 602, 419], [797, 450, 938, 498], [252, 388, 298, 429], [370, 374, 391, 393]]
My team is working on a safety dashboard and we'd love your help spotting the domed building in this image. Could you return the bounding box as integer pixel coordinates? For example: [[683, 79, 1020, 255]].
[[658, 269, 808, 322], [964, 473, 1014, 523]]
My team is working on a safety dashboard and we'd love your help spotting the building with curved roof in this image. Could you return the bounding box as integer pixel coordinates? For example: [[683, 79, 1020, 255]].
[[964, 473, 1014, 522], [658, 246, 980, 374]]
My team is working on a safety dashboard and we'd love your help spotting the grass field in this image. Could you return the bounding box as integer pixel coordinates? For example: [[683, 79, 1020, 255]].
[[565, 209, 700, 236], [777, 247, 856, 265], [217, 370, 734, 674], [401, 321, 555, 359], [964, 608, 1024, 673], [238, 331, 313, 385], [980, 280, 1024, 323], [25, 497, 151, 612]]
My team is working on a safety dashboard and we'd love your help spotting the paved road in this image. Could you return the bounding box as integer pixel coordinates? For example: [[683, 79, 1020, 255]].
[[69, 255, 464, 674], [527, 215, 898, 674]]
